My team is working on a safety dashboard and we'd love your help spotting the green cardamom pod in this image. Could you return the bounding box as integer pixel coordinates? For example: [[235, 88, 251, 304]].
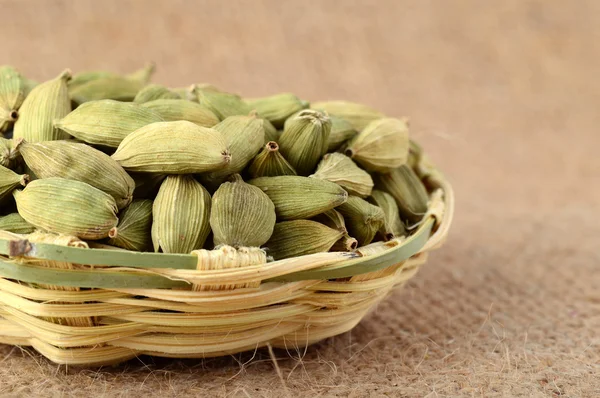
[[248, 141, 297, 178], [112, 121, 231, 174], [279, 109, 331, 175], [376, 165, 428, 224], [0, 66, 25, 133], [248, 176, 347, 220], [13, 69, 71, 142], [0, 165, 28, 202], [210, 174, 276, 248], [369, 189, 406, 240], [152, 175, 211, 254], [407, 139, 423, 170], [262, 118, 279, 143], [266, 220, 344, 260], [69, 64, 155, 104], [13, 178, 118, 240], [55, 99, 164, 148], [311, 100, 384, 131], [193, 86, 252, 120], [133, 84, 180, 103], [130, 172, 166, 200], [108, 199, 153, 251], [141, 99, 219, 128], [310, 153, 373, 197], [327, 115, 358, 152], [337, 196, 385, 246], [331, 235, 359, 252], [0, 137, 23, 169], [202, 113, 265, 184], [310, 209, 347, 234], [344, 117, 410, 173], [22, 76, 38, 97], [0, 213, 35, 234], [20, 140, 135, 209], [246, 93, 309, 128]]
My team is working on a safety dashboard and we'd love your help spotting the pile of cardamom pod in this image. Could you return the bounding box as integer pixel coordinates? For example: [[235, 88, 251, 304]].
[[0, 64, 428, 260]]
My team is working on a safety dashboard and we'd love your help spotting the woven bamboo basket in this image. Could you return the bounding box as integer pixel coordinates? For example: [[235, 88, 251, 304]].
[[0, 153, 453, 366]]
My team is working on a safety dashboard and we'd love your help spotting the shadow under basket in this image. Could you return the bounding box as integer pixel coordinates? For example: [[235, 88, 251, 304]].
[[0, 157, 454, 366]]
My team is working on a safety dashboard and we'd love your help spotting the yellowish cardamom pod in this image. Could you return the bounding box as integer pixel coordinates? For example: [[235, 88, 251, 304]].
[[0, 165, 28, 202], [248, 141, 297, 178], [246, 93, 309, 128], [141, 99, 219, 127], [55, 99, 164, 148], [344, 117, 410, 173], [20, 140, 135, 209], [327, 115, 358, 152], [68, 64, 154, 90], [152, 175, 211, 254], [13, 178, 118, 240], [279, 109, 331, 175], [108, 199, 153, 252], [337, 196, 385, 246], [407, 139, 423, 170], [266, 220, 344, 260], [331, 235, 359, 252], [13, 69, 72, 142], [310, 209, 347, 234], [369, 189, 406, 240], [248, 175, 347, 220], [0, 66, 25, 133], [376, 165, 428, 224], [0, 137, 23, 169], [193, 86, 252, 120], [133, 84, 180, 103], [311, 100, 384, 131], [0, 213, 35, 234], [310, 153, 373, 198], [210, 174, 276, 248], [112, 121, 231, 174], [262, 118, 280, 143]]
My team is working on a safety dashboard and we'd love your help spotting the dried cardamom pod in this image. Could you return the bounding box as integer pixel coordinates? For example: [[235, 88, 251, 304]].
[[376, 165, 428, 224], [193, 86, 252, 120], [331, 235, 359, 252], [407, 139, 422, 169], [279, 109, 331, 175], [210, 174, 276, 248], [69, 64, 155, 104], [108, 199, 153, 251], [22, 76, 38, 97], [55, 99, 164, 148], [0, 165, 28, 202], [0, 137, 23, 169], [369, 189, 406, 240], [266, 220, 344, 260], [0, 66, 25, 133], [248, 176, 347, 220], [310, 209, 347, 233], [0, 213, 35, 234], [337, 196, 385, 246], [152, 175, 211, 254], [248, 141, 297, 178], [202, 113, 265, 184], [344, 117, 410, 173], [13, 69, 71, 142], [130, 172, 166, 199], [141, 98, 219, 128], [112, 121, 231, 174], [311, 100, 384, 131], [310, 153, 373, 197], [20, 140, 135, 209], [13, 178, 118, 240], [263, 118, 279, 143], [133, 84, 180, 103], [327, 115, 358, 152], [246, 93, 309, 128]]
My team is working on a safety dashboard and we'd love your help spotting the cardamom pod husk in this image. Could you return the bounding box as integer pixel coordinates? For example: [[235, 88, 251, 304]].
[[13, 69, 72, 142], [0, 213, 35, 234], [266, 220, 344, 260], [337, 196, 385, 246], [248, 141, 297, 178], [108, 199, 153, 251], [20, 140, 135, 209], [311, 100, 384, 131], [141, 99, 219, 127], [246, 93, 309, 128], [279, 109, 331, 175], [13, 177, 118, 240], [0, 137, 23, 169], [112, 121, 231, 174], [376, 165, 428, 224], [193, 86, 252, 120], [55, 99, 164, 148], [0, 165, 28, 202], [133, 84, 180, 103], [210, 174, 276, 248], [344, 117, 409, 173], [369, 189, 406, 240], [310, 153, 373, 197], [152, 175, 211, 254], [248, 175, 347, 220]]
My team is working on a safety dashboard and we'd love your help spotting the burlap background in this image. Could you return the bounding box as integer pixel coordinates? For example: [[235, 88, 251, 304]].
[[1, 0, 598, 396]]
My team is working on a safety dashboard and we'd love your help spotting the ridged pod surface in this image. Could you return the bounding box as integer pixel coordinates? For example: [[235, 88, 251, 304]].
[[108, 199, 153, 251]]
